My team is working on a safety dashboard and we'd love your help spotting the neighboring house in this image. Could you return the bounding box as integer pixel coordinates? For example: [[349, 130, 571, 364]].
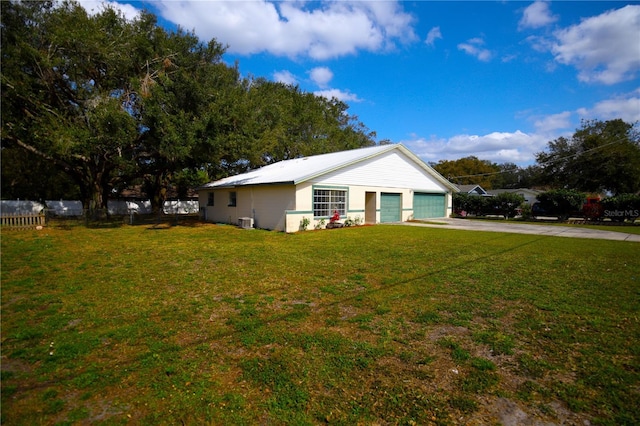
[[488, 188, 542, 206], [198, 144, 459, 232], [457, 184, 491, 196]]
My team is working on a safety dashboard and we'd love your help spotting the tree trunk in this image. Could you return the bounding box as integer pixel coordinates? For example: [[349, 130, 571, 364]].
[[83, 166, 110, 220], [149, 174, 168, 216]]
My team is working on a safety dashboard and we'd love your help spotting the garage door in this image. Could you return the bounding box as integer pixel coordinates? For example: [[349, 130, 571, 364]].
[[413, 193, 445, 219], [380, 193, 401, 223]]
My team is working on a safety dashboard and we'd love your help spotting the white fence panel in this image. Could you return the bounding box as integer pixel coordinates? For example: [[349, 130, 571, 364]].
[[2, 199, 199, 217], [163, 200, 199, 215], [45, 200, 84, 216], [0, 200, 45, 215], [108, 200, 153, 215]]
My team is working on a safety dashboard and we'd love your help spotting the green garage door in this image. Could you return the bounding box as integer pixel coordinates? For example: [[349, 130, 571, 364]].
[[413, 193, 445, 219], [380, 193, 401, 223]]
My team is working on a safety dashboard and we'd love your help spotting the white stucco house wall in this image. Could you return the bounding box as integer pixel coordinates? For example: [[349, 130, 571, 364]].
[[197, 144, 459, 232]]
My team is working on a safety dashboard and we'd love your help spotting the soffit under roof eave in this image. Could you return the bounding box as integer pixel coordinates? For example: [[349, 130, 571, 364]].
[[200, 180, 295, 190]]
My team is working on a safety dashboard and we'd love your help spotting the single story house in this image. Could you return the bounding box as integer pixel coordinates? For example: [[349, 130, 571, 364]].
[[487, 188, 542, 206], [198, 144, 458, 232]]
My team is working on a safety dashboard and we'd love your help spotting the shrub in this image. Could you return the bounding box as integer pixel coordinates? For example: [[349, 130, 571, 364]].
[[601, 193, 640, 211], [600, 194, 640, 222], [452, 192, 470, 215], [536, 189, 585, 220], [519, 202, 533, 220], [492, 192, 525, 219], [453, 193, 492, 216]]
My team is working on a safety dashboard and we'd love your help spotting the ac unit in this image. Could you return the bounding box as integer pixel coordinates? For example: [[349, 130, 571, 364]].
[[238, 217, 254, 229]]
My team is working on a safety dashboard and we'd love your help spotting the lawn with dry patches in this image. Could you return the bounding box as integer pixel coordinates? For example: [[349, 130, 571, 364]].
[[2, 222, 639, 425]]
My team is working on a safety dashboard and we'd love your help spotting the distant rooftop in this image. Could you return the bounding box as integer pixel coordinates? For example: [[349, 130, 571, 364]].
[[458, 184, 490, 195]]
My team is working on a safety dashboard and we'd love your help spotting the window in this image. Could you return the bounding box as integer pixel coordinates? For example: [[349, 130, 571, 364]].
[[207, 192, 214, 206], [313, 189, 346, 217], [228, 191, 237, 207]]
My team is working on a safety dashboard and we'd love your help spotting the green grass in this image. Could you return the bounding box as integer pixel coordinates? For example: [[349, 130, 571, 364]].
[[2, 222, 639, 425]]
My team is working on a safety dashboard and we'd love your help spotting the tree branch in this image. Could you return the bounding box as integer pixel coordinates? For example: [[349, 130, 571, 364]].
[[4, 134, 86, 178]]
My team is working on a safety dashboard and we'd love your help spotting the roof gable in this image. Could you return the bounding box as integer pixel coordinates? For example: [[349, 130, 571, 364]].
[[458, 184, 489, 195], [200, 144, 457, 191]]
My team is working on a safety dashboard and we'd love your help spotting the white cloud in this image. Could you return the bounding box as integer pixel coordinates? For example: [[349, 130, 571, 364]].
[[77, 0, 140, 20], [425, 27, 442, 47], [519, 1, 558, 30], [309, 67, 361, 103], [533, 111, 573, 134], [577, 89, 640, 123], [273, 70, 298, 86], [552, 5, 640, 85], [359, 1, 417, 43], [152, 1, 417, 60], [403, 88, 640, 166], [402, 130, 547, 165], [525, 35, 553, 53], [309, 67, 334, 88], [457, 37, 492, 62], [314, 89, 362, 103]]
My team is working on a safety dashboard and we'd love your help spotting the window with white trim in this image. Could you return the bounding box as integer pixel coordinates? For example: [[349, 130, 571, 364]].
[[313, 189, 346, 217]]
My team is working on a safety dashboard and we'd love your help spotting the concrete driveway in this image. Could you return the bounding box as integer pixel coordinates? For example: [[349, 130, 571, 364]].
[[403, 218, 640, 242]]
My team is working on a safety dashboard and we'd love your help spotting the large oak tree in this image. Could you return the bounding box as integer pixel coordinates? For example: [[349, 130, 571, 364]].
[[2, 1, 155, 213], [1, 1, 376, 214]]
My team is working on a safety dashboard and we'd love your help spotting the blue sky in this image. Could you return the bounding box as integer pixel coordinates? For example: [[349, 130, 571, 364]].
[[81, 1, 640, 166]]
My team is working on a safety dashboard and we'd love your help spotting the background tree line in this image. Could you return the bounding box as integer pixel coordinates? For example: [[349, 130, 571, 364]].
[[432, 118, 640, 195], [1, 1, 376, 214]]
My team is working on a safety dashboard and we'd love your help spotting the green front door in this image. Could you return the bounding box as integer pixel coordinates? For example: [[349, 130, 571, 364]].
[[380, 193, 401, 223], [413, 193, 445, 219]]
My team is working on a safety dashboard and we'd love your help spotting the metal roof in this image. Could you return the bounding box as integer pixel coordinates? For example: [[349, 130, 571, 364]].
[[199, 143, 458, 191]]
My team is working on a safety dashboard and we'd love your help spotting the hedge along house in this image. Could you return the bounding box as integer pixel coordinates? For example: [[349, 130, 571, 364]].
[[198, 144, 459, 233]]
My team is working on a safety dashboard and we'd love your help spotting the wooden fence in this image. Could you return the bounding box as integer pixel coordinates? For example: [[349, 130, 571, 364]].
[[1, 213, 45, 229]]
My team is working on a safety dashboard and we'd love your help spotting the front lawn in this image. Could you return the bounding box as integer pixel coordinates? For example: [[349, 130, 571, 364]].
[[2, 223, 639, 425]]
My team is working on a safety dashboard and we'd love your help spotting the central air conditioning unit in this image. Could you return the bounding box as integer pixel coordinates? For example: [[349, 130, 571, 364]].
[[238, 217, 254, 229]]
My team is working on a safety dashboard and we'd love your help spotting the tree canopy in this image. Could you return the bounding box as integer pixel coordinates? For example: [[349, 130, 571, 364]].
[[1, 0, 376, 212], [431, 156, 500, 189], [535, 119, 640, 195]]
